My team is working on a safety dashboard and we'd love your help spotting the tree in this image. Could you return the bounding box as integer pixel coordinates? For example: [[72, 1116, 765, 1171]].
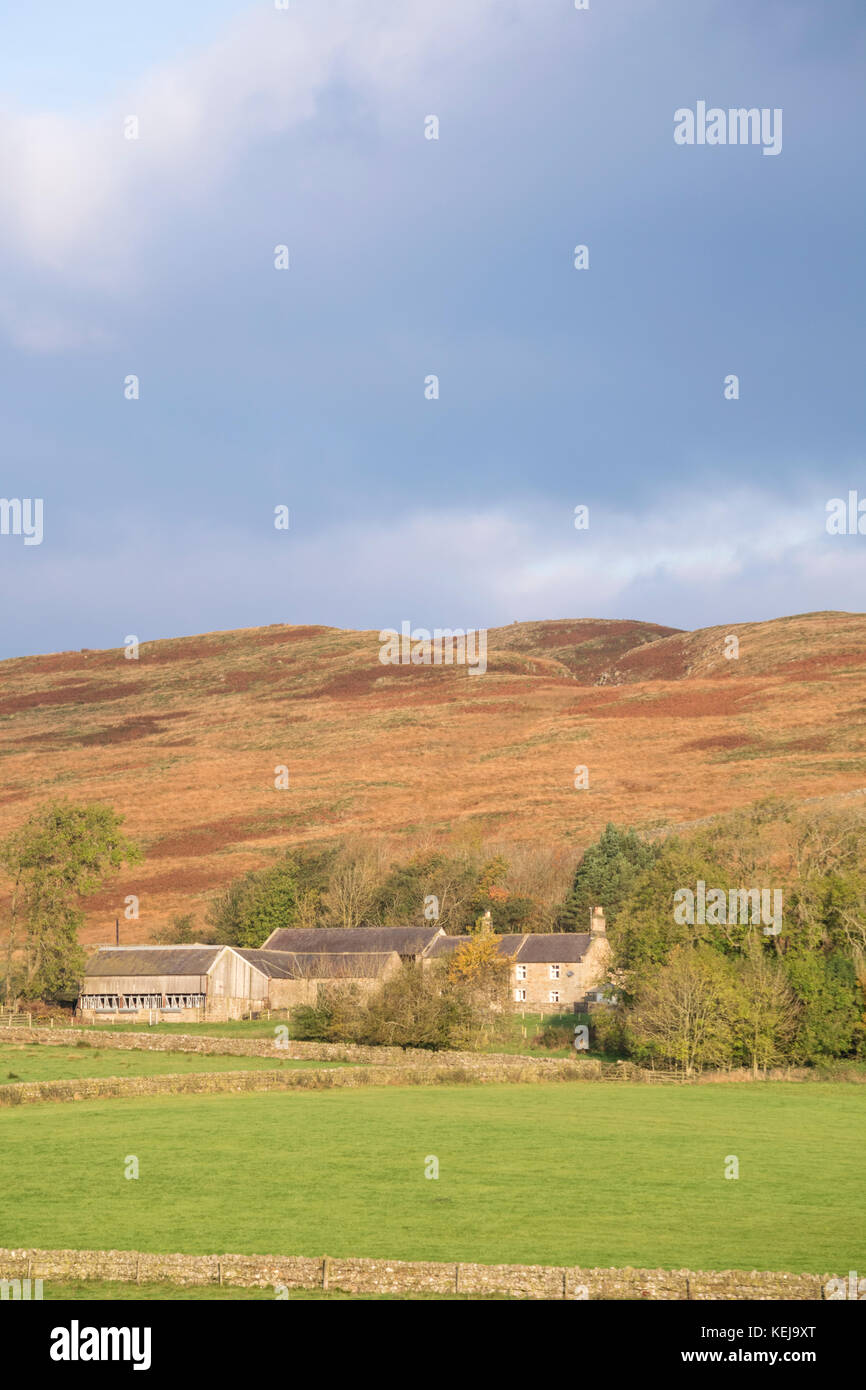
[[207, 846, 339, 945], [207, 857, 299, 947], [629, 947, 737, 1075], [785, 952, 864, 1062], [447, 920, 511, 1011], [152, 913, 207, 945], [610, 840, 733, 986], [559, 824, 659, 932], [732, 951, 800, 1075], [1, 802, 141, 1002], [323, 853, 379, 928]]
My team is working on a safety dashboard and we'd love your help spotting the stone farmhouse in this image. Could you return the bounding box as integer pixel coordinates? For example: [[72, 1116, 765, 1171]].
[[426, 908, 610, 1010], [76, 911, 610, 1023]]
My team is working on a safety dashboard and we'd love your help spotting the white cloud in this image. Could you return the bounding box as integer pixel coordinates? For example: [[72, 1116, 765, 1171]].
[[0, 2, 504, 281], [2, 486, 861, 657]]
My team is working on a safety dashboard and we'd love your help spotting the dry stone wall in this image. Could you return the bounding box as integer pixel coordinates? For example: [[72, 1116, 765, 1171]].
[[0, 1025, 591, 1071], [0, 1058, 585, 1107], [0, 1247, 833, 1300]]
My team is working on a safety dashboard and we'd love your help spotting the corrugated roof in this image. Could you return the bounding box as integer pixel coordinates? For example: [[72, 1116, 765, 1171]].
[[235, 950, 399, 979], [426, 934, 526, 959], [261, 926, 443, 955], [515, 934, 592, 963], [83, 946, 222, 977]]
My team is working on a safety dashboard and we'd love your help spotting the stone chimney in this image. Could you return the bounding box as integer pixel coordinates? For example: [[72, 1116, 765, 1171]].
[[590, 905, 606, 935]]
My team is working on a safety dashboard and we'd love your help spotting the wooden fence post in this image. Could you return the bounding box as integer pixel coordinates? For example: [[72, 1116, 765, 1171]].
[[322, 1256, 330, 1290], [455, 1263, 460, 1294]]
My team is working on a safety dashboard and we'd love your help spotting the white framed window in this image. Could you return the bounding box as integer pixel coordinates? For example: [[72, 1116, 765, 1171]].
[[549, 964, 561, 979], [515, 964, 527, 980], [548, 990, 560, 1004], [514, 988, 527, 1002]]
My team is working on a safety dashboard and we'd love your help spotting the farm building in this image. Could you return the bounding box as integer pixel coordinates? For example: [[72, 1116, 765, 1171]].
[[75, 912, 610, 1022], [425, 909, 610, 1011], [261, 924, 444, 959], [76, 944, 401, 1024]]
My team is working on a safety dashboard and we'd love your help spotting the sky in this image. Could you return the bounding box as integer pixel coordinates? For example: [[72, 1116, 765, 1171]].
[[0, 0, 864, 658]]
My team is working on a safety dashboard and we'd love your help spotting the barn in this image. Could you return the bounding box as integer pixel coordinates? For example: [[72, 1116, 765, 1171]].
[[76, 943, 402, 1023]]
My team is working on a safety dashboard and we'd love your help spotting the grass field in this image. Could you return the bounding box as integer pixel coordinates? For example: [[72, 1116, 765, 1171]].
[[0, 1082, 861, 1273], [0, 1045, 347, 1084]]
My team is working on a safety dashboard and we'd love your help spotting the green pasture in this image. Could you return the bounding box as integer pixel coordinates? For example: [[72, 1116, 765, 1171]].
[[0, 1044, 345, 1084], [0, 1082, 861, 1273]]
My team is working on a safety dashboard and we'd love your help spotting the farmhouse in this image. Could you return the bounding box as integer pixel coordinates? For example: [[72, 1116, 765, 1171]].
[[426, 908, 610, 1011], [75, 911, 610, 1022]]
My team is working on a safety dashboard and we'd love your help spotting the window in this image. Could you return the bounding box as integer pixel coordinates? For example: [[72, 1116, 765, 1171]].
[[514, 988, 527, 1002], [548, 990, 560, 1004], [515, 964, 527, 980], [549, 964, 560, 979], [83, 994, 119, 1012]]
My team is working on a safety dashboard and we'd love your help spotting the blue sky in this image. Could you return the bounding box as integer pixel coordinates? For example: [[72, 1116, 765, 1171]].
[[0, 0, 864, 658]]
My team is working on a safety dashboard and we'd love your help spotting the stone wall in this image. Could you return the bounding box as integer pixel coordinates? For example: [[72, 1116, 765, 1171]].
[[0, 1058, 590, 1107], [0, 1024, 585, 1070], [0, 1246, 834, 1300]]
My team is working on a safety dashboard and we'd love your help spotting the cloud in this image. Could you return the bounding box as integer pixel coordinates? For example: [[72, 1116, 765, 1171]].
[[0, 2, 505, 281], [1, 485, 861, 657]]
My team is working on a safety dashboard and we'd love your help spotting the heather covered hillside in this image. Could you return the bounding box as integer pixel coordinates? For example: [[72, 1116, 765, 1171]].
[[0, 611, 864, 942]]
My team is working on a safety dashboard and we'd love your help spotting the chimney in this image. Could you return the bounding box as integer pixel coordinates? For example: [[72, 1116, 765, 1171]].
[[590, 905, 606, 935]]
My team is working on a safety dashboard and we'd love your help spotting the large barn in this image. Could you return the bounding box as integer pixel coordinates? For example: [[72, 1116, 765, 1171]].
[[76, 912, 610, 1023], [76, 944, 403, 1024]]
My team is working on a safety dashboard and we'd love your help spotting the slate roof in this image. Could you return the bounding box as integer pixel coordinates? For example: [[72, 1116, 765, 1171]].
[[234, 950, 397, 979], [261, 926, 443, 956], [426, 934, 527, 959], [83, 946, 222, 977], [515, 933, 592, 963]]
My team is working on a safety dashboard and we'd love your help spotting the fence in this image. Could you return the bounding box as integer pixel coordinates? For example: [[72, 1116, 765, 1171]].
[[0, 1012, 73, 1029]]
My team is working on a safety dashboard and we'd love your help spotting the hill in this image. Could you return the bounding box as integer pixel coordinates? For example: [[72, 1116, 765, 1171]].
[[1, 611, 864, 942]]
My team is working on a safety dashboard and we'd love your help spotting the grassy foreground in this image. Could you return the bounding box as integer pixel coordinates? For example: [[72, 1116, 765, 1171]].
[[0, 1083, 861, 1273], [0, 1044, 345, 1084]]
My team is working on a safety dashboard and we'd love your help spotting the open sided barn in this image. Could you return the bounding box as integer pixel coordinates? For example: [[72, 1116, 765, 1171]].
[[76, 944, 401, 1023]]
